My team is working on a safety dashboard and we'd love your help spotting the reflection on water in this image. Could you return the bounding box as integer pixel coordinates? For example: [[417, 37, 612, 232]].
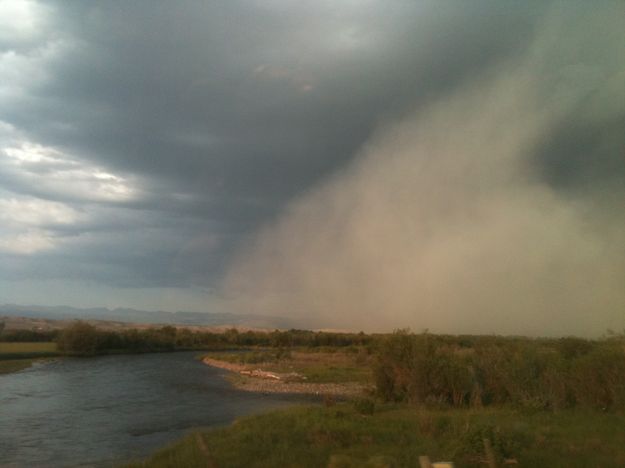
[[0, 352, 303, 467]]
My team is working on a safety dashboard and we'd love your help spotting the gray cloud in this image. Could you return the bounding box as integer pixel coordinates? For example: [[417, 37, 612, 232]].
[[0, 1, 622, 328]]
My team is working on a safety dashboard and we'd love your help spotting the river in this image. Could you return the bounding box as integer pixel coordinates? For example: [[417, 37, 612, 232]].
[[0, 352, 305, 467]]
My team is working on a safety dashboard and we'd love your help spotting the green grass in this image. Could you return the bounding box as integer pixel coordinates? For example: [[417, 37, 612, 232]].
[[126, 404, 625, 468], [0, 359, 35, 375], [300, 365, 371, 383], [0, 342, 57, 354], [205, 350, 270, 364], [0, 342, 59, 374]]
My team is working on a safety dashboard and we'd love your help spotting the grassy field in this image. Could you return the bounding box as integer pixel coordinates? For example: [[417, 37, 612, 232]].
[[0, 342, 58, 353], [126, 403, 625, 467], [205, 349, 373, 384], [0, 342, 59, 374], [0, 359, 37, 375]]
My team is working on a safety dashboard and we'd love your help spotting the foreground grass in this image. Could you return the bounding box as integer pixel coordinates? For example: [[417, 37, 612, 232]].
[[126, 404, 625, 468]]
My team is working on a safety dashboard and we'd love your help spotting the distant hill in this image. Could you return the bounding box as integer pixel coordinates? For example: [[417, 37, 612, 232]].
[[0, 304, 297, 330]]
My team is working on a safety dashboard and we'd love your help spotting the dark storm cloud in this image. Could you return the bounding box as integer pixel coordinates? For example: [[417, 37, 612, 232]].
[[8, 1, 542, 199], [223, 2, 625, 336], [1, 0, 621, 316]]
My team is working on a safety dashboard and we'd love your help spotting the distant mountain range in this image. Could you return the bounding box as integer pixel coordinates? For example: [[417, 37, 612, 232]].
[[0, 304, 297, 330]]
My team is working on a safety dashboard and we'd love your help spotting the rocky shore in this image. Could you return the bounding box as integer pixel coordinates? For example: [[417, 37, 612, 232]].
[[202, 357, 369, 397]]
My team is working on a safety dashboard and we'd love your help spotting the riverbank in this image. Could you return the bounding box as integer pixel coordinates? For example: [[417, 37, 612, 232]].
[[127, 403, 625, 467], [0, 359, 35, 374], [0, 342, 60, 375], [202, 350, 373, 397]]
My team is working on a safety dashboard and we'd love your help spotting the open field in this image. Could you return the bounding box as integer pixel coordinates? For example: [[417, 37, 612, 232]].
[[0, 342, 58, 353], [0, 341, 58, 359], [126, 403, 625, 468], [0, 342, 59, 374]]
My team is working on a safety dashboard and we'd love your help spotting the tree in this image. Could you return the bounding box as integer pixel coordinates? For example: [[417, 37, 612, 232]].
[[56, 321, 100, 355]]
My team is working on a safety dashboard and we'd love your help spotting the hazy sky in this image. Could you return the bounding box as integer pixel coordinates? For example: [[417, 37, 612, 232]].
[[0, 1, 623, 334]]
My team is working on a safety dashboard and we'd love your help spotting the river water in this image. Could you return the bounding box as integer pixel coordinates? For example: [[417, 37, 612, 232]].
[[0, 352, 305, 467]]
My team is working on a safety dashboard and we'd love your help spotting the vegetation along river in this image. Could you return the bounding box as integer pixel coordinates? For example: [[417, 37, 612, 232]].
[[0, 351, 304, 467]]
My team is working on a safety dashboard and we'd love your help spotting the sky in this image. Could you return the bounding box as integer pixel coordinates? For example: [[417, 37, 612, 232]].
[[0, 1, 623, 335]]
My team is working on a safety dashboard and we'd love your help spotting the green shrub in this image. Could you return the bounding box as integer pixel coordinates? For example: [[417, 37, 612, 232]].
[[570, 344, 625, 410], [454, 423, 531, 465], [373, 331, 625, 412], [56, 321, 99, 355]]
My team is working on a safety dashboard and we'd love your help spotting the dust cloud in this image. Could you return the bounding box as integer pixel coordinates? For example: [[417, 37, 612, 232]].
[[222, 5, 625, 336]]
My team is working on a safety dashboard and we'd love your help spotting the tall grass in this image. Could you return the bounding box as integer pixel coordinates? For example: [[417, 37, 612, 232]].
[[374, 332, 625, 411]]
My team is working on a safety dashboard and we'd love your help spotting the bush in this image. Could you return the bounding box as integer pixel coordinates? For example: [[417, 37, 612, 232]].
[[454, 423, 531, 465], [570, 345, 625, 410], [373, 331, 625, 411], [56, 321, 100, 355]]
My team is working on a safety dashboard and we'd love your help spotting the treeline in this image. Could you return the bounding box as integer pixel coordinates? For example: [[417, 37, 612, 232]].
[[374, 331, 625, 411], [0, 328, 59, 342], [54, 322, 373, 355], [229, 328, 373, 348]]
